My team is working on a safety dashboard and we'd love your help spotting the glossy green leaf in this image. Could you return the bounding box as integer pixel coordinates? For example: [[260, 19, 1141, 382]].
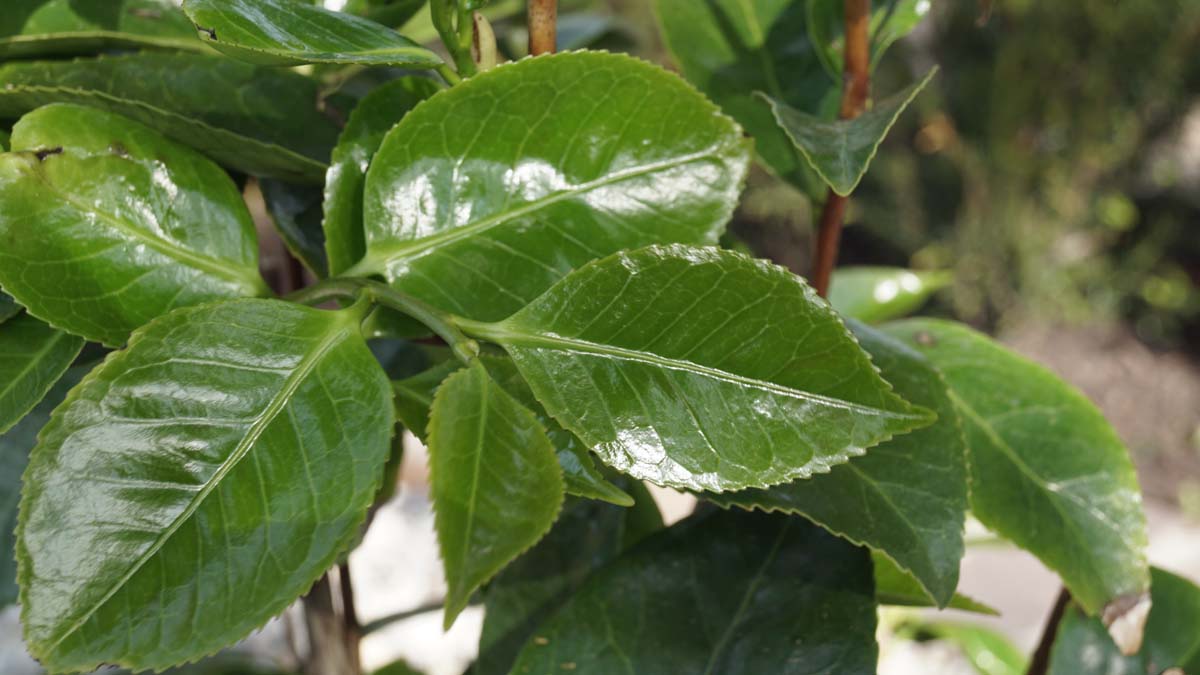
[[394, 353, 635, 506], [808, 0, 932, 79], [0, 361, 91, 608], [354, 51, 752, 322], [653, 0, 829, 192], [0, 104, 267, 346], [711, 321, 967, 606], [510, 509, 878, 675], [921, 622, 1026, 675], [463, 245, 932, 493], [1048, 569, 1200, 674], [427, 361, 564, 628], [345, 0, 428, 29], [0, 0, 202, 60], [886, 319, 1150, 621], [0, 312, 84, 435], [474, 481, 662, 675], [18, 299, 394, 673], [0, 53, 341, 182], [182, 0, 441, 68], [763, 67, 937, 196], [829, 266, 952, 323], [324, 77, 440, 277], [260, 179, 328, 278], [873, 553, 997, 615]]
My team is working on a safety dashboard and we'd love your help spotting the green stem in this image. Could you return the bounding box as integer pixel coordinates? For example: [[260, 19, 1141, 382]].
[[436, 63, 463, 86]]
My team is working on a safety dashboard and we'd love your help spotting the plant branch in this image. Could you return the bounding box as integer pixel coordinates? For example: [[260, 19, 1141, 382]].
[[1026, 587, 1072, 675], [528, 0, 557, 56], [811, 0, 871, 298]]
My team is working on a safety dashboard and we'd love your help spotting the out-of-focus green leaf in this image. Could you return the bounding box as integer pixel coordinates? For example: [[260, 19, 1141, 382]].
[[344, 0, 428, 29], [830, 266, 953, 323], [0, 294, 19, 324], [0, 312, 83, 435], [922, 622, 1027, 675], [0, 0, 203, 60], [259, 179, 328, 278], [808, 0, 933, 78], [873, 551, 997, 614]]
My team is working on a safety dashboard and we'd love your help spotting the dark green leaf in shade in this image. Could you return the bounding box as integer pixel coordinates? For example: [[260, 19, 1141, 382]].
[[0, 312, 84, 435], [653, 0, 829, 193], [259, 179, 329, 278], [427, 362, 564, 629], [461, 245, 932, 493], [0, 293, 20, 324], [829, 266, 952, 323], [873, 553, 997, 615], [0, 362, 92, 608], [474, 481, 663, 675], [886, 319, 1151, 623], [0, 127, 9, 150], [509, 509, 878, 675], [344, 0, 428, 30], [0, 104, 268, 346], [182, 0, 441, 68], [17, 299, 394, 673], [762, 67, 937, 196], [324, 77, 440, 277], [0, 53, 341, 182], [354, 51, 752, 322], [711, 321, 967, 606], [1048, 569, 1200, 674], [807, 0, 932, 79], [0, 0, 202, 60]]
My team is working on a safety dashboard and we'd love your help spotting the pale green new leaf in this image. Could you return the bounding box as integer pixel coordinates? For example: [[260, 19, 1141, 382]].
[[427, 362, 564, 629], [762, 68, 937, 196], [829, 266, 952, 323], [886, 319, 1150, 621], [510, 510, 878, 675], [355, 51, 752, 322], [0, 312, 84, 435], [18, 299, 394, 673], [182, 0, 441, 68], [0, 0, 203, 60], [463, 245, 932, 493], [0, 104, 267, 346], [808, 0, 932, 78]]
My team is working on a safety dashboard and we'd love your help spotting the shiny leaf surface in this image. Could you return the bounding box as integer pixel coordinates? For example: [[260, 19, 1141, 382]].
[[808, 0, 931, 78], [887, 319, 1150, 619], [0, 0, 201, 60], [510, 509, 878, 675], [0, 104, 267, 346], [712, 322, 967, 606], [259, 179, 328, 278], [324, 77, 440, 276], [0, 312, 83, 435], [829, 266, 952, 323], [427, 362, 564, 628], [763, 68, 936, 196], [356, 51, 752, 322], [18, 299, 394, 672], [465, 245, 931, 492], [182, 0, 441, 68], [0, 53, 340, 182]]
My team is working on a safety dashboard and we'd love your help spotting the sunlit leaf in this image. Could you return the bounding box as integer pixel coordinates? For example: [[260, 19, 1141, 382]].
[[829, 266, 952, 323]]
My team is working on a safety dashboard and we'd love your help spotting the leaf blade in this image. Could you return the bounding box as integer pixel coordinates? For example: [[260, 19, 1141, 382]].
[[829, 266, 952, 323], [0, 0, 202, 60], [0, 312, 84, 435]]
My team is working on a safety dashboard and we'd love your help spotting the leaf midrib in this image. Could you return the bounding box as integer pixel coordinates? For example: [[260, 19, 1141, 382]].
[[42, 322, 351, 652], [0, 326, 71, 411]]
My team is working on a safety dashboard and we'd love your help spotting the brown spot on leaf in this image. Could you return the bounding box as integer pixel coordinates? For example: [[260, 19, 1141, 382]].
[[109, 142, 129, 158], [34, 147, 63, 161], [128, 8, 162, 19], [914, 331, 937, 347]]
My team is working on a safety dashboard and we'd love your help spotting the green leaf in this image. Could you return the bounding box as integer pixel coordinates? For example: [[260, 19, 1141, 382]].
[[463, 245, 932, 493], [0, 0, 203, 60], [393, 353, 635, 506], [0, 293, 20, 323], [370, 661, 424, 675], [710, 321, 967, 606], [886, 319, 1150, 621], [354, 51, 752, 322], [427, 361, 564, 628], [1048, 569, 1200, 673], [807, 0, 932, 79], [653, 0, 830, 192], [0, 312, 84, 435], [0, 127, 9, 150], [259, 179, 328, 278], [873, 553, 997, 615], [324, 77, 440, 277], [919, 622, 1027, 675], [475, 481, 662, 675], [0, 53, 341, 182], [829, 266, 952, 323], [345, 0, 428, 29], [0, 103, 268, 346], [762, 67, 937, 196], [1, 361, 91, 608], [182, 0, 441, 68], [18, 298, 394, 673], [510, 509, 878, 674]]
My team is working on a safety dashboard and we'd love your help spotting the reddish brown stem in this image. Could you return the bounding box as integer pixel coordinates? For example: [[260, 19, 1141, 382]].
[[1026, 588, 1072, 675], [528, 0, 557, 56]]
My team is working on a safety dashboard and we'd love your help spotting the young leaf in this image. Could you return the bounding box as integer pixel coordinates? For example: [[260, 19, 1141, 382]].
[[886, 319, 1151, 628], [1, 362, 92, 608], [259, 179, 329, 278], [182, 0, 441, 68], [807, 0, 932, 78], [873, 553, 997, 615], [762, 67, 937, 196], [475, 482, 662, 675], [0, 0, 202, 60], [18, 299, 394, 673], [0, 53, 340, 182], [355, 51, 752, 322], [0, 312, 84, 434], [427, 362, 565, 629], [509, 509, 878, 675], [0, 104, 268, 346], [462, 245, 932, 493], [710, 322, 967, 606], [324, 77, 440, 276], [829, 266, 952, 323]]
